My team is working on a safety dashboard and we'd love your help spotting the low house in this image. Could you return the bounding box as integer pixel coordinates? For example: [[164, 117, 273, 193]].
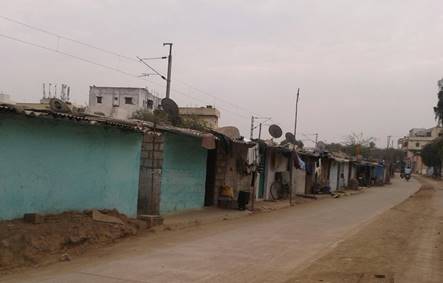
[[137, 124, 212, 215], [298, 150, 321, 194], [355, 161, 380, 187], [208, 134, 259, 209], [259, 142, 303, 200], [330, 154, 353, 191], [0, 104, 144, 220]]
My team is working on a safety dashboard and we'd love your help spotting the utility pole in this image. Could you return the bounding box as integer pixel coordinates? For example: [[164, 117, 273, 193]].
[[294, 88, 300, 139], [258, 123, 262, 139], [163, 43, 173, 99], [250, 116, 255, 140], [250, 116, 271, 140]]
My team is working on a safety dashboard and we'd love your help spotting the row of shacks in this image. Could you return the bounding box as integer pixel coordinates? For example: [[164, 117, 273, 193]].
[[0, 104, 391, 220]]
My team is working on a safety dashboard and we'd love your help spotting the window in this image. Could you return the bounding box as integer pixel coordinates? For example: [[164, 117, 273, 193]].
[[124, 97, 133, 105], [112, 95, 119, 107], [146, 99, 154, 109], [96, 96, 102, 104], [416, 142, 420, 148]]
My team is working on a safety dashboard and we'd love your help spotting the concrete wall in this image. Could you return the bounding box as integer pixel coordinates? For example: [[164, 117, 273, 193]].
[[264, 150, 289, 200], [0, 114, 142, 220], [342, 162, 350, 188], [213, 143, 255, 203], [160, 133, 208, 214], [294, 169, 306, 195], [138, 133, 164, 215], [329, 161, 339, 191]]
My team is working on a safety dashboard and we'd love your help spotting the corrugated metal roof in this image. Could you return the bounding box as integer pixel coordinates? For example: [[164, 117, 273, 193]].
[[0, 104, 145, 132]]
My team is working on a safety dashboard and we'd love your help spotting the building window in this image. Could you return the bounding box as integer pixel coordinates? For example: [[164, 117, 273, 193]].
[[96, 96, 103, 104], [125, 97, 133, 105], [146, 99, 154, 109], [416, 142, 420, 148], [112, 95, 119, 107]]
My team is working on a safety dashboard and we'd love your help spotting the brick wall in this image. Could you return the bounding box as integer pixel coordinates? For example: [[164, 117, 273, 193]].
[[138, 132, 164, 215]]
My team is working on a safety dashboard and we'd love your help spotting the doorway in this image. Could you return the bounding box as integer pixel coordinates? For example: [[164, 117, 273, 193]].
[[204, 149, 217, 206]]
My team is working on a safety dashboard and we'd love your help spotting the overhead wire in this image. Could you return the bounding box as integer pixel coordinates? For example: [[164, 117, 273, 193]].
[[0, 14, 265, 118], [0, 32, 251, 121]]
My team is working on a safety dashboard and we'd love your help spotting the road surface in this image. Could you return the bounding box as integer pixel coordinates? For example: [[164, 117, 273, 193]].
[[287, 176, 443, 282], [3, 177, 419, 283]]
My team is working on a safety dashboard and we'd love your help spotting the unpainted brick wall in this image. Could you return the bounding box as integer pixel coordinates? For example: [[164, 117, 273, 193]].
[[138, 133, 164, 215]]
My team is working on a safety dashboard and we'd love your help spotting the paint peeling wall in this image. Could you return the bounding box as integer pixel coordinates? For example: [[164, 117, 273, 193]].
[[0, 114, 142, 220], [264, 150, 289, 200], [160, 133, 207, 214]]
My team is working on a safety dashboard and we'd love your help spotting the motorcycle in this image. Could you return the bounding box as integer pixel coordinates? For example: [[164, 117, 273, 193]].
[[405, 173, 411, 181]]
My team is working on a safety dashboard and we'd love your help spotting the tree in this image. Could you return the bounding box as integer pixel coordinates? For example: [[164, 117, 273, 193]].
[[421, 139, 443, 177], [433, 79, 443, 126], [344, 132, 375, 147]]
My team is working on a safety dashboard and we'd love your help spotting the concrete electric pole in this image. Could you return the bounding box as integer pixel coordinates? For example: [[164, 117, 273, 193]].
[[163, 43, 173, 99], [294, 88, 300, 139]]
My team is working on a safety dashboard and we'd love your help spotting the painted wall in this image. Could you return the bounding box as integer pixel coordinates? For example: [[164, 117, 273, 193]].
[[160, 133, 207, 214], [329, 162, 339, 191], [264, 150, 289, 200], [0, 114, 143, 220], [294, 169, 306, 195]]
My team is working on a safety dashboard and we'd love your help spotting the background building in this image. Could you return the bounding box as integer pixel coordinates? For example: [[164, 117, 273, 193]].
[[179, 106, 220, 129], [0, 92, 13, 104], [398, 126, 443, 174], [88, 86, 161, 120]]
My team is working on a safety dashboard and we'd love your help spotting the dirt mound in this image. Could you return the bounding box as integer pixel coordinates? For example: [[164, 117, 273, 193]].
[[0, 210, 147, 273]]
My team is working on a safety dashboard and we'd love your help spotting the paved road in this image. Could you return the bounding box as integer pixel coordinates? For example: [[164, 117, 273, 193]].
[[3, 177, 420, 283]]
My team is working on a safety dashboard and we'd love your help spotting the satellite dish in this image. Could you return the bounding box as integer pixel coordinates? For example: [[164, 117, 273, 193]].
[[161, 98, 181, 124], [268, 124, 283, 139], [285, 132, 296, 144], [49, 98, 71, 113], [161, 98, 179, 116]]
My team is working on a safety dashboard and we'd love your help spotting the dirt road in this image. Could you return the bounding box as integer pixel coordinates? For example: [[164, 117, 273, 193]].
[[287, 176, 443, 283], [2, 177, 420, 283]]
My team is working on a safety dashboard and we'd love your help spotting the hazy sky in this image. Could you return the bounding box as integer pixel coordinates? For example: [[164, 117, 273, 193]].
[[1, 0, 443, 147]]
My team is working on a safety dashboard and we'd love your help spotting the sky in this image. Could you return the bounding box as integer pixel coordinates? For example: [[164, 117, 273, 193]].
[[1, 0, 443, 147]]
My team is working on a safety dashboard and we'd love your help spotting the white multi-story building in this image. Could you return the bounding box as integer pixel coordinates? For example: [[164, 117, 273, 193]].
[[88, 86, 161, 120], [0, 93, 13, 104], [398, 126, 443, 174]]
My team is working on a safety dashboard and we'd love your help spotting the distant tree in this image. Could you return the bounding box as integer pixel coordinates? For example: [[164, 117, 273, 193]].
[[421, 139, 443, 177], [433, 79, 443, 126], [325, 132, 404, 162], [295, 140, 304, 149], [344, 132, 375, 146]]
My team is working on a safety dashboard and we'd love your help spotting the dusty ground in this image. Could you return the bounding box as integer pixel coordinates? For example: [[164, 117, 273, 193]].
[[287, 176, 443, 283], [1, 177, 418, 283], [0, 210, 146, 274]]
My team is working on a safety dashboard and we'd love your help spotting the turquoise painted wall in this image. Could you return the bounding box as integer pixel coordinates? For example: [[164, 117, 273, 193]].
[[160, 133, 207, 214], [0, 114, 142, 220]]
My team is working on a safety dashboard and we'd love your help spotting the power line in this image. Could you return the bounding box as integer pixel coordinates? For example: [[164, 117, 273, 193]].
[[0, 33, 138, 77], [0, 32, 252, 121], [0, 14, 265, 117], [0, 15, 139, 63]]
